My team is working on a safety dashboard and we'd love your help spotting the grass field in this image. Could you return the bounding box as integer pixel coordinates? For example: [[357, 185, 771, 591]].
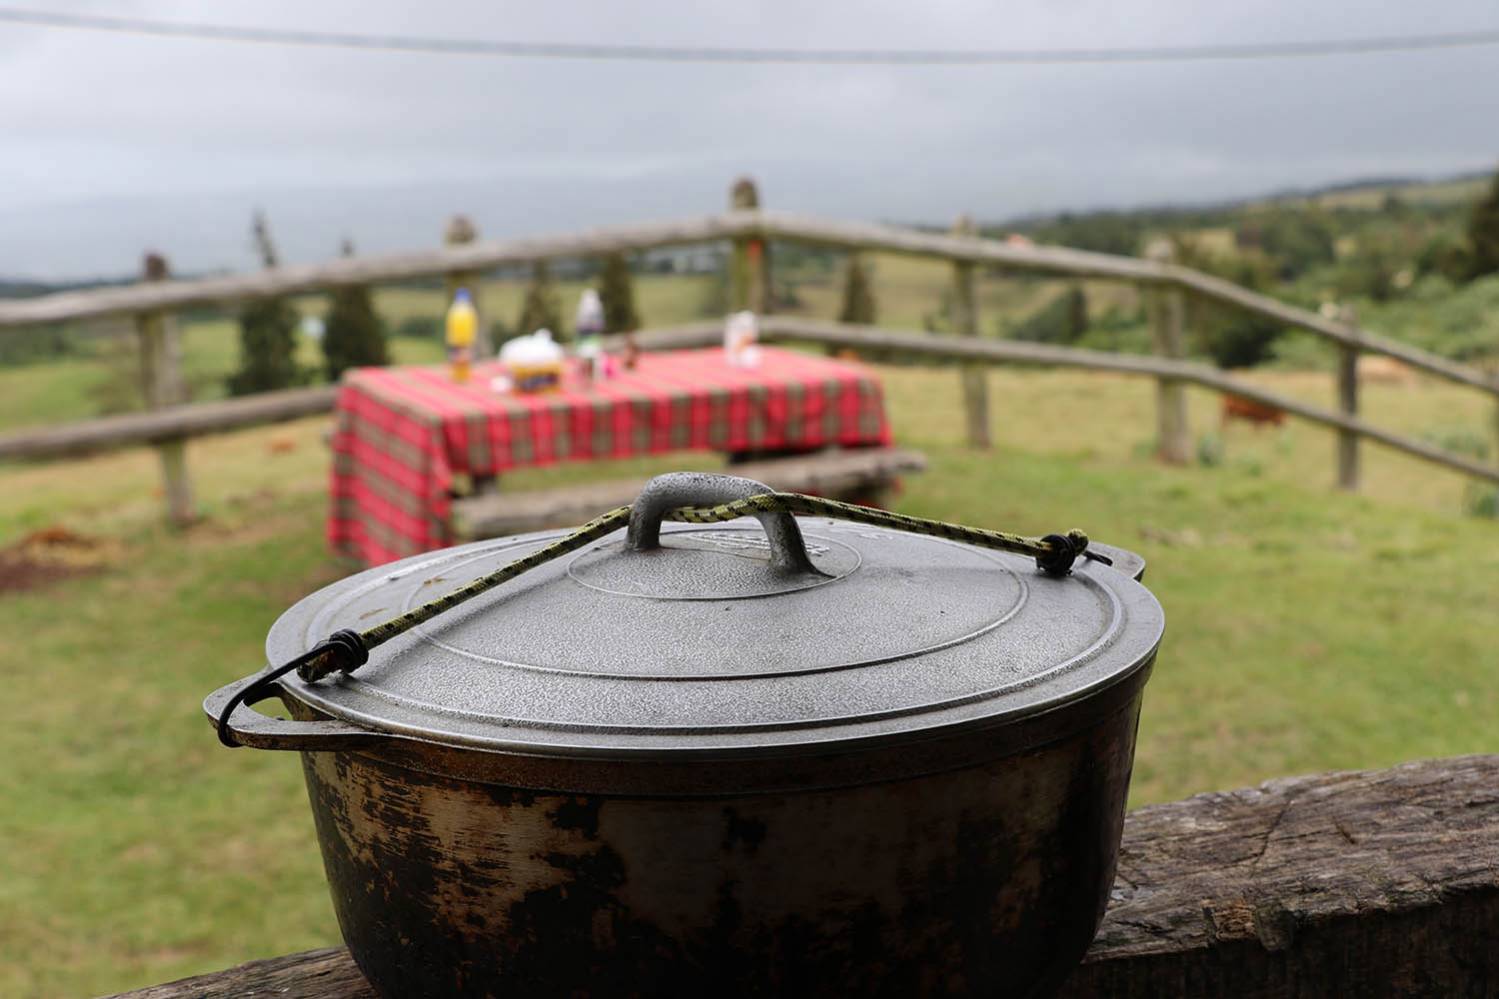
[[2, 358, 1498, 996]]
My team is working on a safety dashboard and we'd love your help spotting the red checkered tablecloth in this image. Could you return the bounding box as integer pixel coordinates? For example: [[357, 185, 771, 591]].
[[328, 346, 892, 565]]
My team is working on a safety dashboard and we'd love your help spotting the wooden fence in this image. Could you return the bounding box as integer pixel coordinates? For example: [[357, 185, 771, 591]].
[[108, 754, 1499, 997], [2, 180, 1497, 521]]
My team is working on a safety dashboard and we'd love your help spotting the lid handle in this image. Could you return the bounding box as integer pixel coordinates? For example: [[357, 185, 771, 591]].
[[626, 471, 820, 575]]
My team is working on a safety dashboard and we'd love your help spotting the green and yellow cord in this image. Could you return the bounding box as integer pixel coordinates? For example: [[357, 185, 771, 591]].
[[300, 493, 1100, 683]]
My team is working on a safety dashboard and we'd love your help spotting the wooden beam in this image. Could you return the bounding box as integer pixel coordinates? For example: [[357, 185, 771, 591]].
[[107, 755, 1499, 998], [8, 317, 1493, 489], [1146, 241, 1190, 465], [1061, 754, 1499, 996], [754, 318, 1499, 485], [135, 254, 194, 526], [1336, 305, 1360, 491], [754, 209, 1166, 282], [728, 179, 768, 314], [0, 386, 338, 461], [1168, 264, 1498, 395], [2, 209, 1496, 405], [949, 215, 991, 450], [0, 214, 764, 328]]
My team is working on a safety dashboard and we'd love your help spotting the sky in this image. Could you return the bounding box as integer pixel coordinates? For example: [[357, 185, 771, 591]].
[[1, 0, 1497, 279]]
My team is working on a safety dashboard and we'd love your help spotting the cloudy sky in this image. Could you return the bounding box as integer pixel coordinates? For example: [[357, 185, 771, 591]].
[[1, 0, 1497, 278]]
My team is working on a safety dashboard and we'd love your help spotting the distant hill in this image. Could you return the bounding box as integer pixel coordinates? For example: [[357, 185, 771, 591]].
[[0, 276, 136, 299], [2, 167, 1492, 296], [986, 169, 1490, 234]]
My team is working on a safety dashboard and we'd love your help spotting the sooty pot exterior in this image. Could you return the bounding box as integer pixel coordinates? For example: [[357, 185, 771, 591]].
[[208, 473, 1164, 998], [293, 694, 1142, 999]]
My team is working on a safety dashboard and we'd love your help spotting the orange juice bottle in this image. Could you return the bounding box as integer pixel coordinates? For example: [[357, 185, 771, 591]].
[[445, 288, 478, 383]]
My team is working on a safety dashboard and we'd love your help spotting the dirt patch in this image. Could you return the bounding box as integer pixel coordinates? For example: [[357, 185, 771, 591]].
[[0, 525, 120, 594]]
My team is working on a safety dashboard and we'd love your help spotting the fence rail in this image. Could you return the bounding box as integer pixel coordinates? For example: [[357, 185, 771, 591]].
[[2, 181, 1496, 522], [0, 386, 338, 461], [2, 208, 1495, 399], [3, 320, 1496, 488]]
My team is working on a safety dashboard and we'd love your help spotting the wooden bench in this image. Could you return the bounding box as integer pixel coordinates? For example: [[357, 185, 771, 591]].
[[451, 446, 928, 540], [111, 755, 1499, 997]]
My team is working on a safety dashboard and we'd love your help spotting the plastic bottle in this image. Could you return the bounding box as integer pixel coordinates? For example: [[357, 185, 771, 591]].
[[575, 289, 605, 382], [724, 310, 760, 368], [446, 288, 478, 383]]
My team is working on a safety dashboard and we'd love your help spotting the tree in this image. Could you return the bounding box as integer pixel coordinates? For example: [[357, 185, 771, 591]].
[[1465, 166, 1499, 281], [227, 210, 305, 395], [1171, 235, 1285, 368], [1254, 211, 1336, 280], [322, 238, 389, 381], [516, 261, 563, 340], [597, 253, 640, 332], [838, 254, 876, 325]]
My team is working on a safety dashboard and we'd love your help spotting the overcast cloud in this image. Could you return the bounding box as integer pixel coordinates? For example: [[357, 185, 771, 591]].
[[1, 0, 1497, 278]]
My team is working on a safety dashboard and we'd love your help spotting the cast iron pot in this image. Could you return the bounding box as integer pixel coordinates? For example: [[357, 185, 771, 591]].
[[206, 473, 1164, 999]]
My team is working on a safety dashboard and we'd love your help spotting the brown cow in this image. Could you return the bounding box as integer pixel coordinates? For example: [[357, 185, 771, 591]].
[[1220, 394, 1286, 428]]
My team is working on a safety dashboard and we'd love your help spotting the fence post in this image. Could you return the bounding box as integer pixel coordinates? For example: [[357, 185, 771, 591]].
[[444, 215, 490, 357], [950, 215, 991, 449], [1145, 241, 1191, 464], [729, 178, 768, 314], [136, 252, 195, 526], [1336, 304, 1361, 491]]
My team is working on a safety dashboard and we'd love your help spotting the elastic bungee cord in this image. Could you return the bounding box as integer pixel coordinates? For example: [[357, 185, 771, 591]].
[[217, 492, 1109, 746]]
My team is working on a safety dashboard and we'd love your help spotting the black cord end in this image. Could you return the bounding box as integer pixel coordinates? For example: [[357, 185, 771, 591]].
[[296, 630, 369, 683], [216, 631, 371, 749], [1036, 531, 1091, 577]]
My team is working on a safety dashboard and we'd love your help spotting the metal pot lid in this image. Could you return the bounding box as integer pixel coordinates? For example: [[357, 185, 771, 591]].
[[268, 479, 1163, 760]]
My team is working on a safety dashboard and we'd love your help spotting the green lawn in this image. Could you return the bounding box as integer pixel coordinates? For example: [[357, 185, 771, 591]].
[[1, 362, 1497, 996]]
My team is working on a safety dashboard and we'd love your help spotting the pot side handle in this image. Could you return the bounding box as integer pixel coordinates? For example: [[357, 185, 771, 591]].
[[204, 671, 388, 752], [1084, 542, 1147, 581]]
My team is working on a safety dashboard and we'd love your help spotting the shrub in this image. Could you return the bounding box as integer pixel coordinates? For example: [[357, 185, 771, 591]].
[[1466, 485, 1499, 519], [1206, 314, 1286, 368], [228, 211, 309, 394], [321, 241, 389, 381], [1196, 433, 1225, 468], [227, 297, 307, 395], [838, 255, 876, 325], [1464, 166, 1499, 281], [598, 253, 640, 333], [516, 261, 563, 340]]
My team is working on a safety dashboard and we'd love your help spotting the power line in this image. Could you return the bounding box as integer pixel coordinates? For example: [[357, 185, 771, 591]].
[[2, 7, 1498, 65]]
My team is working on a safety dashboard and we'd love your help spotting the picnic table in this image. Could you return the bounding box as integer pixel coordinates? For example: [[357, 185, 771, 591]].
[[328, 346, 894, 565]]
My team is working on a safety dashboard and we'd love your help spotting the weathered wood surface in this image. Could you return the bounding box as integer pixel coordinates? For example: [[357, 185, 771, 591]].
[[1337, 345, 1361, 491], [5, 318, 1495, 487], [948, 215, 991, 451], [6, 317, 1495, 487], [757, 318, 1499, 485], [135, 255, 195, 525], [3, 209, 1494, 404], [1167, 264, 1498, 396], [0, 385, 337, 461], [1061, 754, 1499, 997], [1145, 241, 1190, 465], [108, 755, 1499, 998], [0, 215, 761, 328], [453, 446, 928, 539], [110, 947, 375, 999], [1150, 283, 1191, 465]]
